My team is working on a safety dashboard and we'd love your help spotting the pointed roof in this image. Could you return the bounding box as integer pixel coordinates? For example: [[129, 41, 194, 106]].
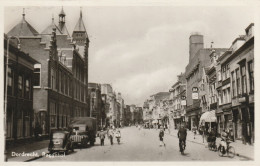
[[7, 11, 39, 37], [59, 7, 66, 16], [74, 9, 86, 32], [41, 17, 62, 35], [41, 17, 62, 47], [58, 24, 70, 37]]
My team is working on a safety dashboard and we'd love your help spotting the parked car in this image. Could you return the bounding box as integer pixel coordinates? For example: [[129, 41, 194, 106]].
[[48, 130, 74, 154]]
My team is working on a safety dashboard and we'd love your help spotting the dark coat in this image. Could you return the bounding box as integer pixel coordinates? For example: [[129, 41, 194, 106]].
[[159, 130, 164, 141], [178, 128, 187, 140]]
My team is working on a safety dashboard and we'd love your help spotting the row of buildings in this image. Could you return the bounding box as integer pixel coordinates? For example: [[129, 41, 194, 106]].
[[101, 84, 143, 127], [4, 8, 143, 144], [4, 7, 144, 143], [143, 23, 254, 145]]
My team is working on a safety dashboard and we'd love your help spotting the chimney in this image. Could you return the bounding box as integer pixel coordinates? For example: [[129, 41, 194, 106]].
[[189, 32, 204, 62]]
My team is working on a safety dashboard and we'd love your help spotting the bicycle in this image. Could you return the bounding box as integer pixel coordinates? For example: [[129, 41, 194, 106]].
[[180, 140, 186, 155], [218, 139, 235, 158], [116, 137, 120, 144]]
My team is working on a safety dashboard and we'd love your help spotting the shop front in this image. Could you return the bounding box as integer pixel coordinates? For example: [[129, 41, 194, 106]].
[[232, 96, 254, 144]]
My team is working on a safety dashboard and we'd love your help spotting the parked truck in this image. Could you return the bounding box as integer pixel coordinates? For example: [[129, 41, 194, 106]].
[[69, 117, 97, 147]]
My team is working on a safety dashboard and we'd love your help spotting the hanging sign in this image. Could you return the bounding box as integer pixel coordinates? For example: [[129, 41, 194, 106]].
[[192, 87, 199, 99], [181, 96, 186, 105]]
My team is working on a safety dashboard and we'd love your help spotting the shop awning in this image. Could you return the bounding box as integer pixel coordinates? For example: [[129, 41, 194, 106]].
[[200, 110, 217, 124]]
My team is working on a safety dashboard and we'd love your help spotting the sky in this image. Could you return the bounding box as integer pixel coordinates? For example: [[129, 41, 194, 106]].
[[4, 6, 254, 106]]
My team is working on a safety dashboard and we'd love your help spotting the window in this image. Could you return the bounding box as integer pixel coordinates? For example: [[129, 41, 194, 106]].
[[241, 65, 247, 94], [51, 68, 56, 90], [59, 70, 62, 92], [81, 84, 84, 101], [218, 71, 221, 81], [25, 79, 30, 99], [7, 67, 13, 95], [61, 72, 64, 93], [226, 64, 230, 78], [223, 89, 226, 104], [50, 102, 57, 128], [231, 71, 236, 97], [33, 64, 41, 87], [222, 66, 226, 80], [65, 75, 68, 95], [236, 68, 241, 96], [218, 91, 222, 105], [248, 61, 254, 92], [227, 88, 231, 103], [18, 75, 23, 97]]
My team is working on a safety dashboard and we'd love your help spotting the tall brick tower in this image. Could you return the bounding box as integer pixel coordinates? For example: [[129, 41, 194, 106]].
[[72, 7, 89, 46], [189, 33, 204, 62]]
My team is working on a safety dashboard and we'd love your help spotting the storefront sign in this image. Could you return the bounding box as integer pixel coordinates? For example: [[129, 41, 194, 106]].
[[232, 98, 240, 106], [192, 87, 199, 100], [192, 92, 199, 99], [181, 100, 186, 106], [249, 95, 254, 103], [238, 97, 246, 103]]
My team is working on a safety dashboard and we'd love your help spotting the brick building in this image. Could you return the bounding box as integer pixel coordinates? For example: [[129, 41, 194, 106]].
[[221, 23, 254, 144], [185, 33, 227, 130], [4, 34, 38, 141], [7, 8, 89, 135]]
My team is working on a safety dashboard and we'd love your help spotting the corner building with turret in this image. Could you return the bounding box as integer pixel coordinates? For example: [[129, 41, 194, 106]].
[[6, 7, 90, 138]]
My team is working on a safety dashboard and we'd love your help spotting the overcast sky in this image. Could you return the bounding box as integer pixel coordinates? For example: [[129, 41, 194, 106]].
[[4, 6, 254, 106]]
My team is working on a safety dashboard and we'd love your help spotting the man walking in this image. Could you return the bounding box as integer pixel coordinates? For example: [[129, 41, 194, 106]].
[[159, 126, 166, 147], [177, 124, 187, 153], [107, 126, 114, 145], [99, 129, 106, 146]]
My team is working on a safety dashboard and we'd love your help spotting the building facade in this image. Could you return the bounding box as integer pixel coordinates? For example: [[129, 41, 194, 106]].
[[169, 73, 186, 129], [185, 33, 227, 130], [224, 24, 254, 144], [7, 8, 89, 135], [4, 34, 38, 141]]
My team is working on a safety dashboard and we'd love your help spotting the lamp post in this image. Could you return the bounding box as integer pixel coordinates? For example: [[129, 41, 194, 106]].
[[5, 36, 21, 161]]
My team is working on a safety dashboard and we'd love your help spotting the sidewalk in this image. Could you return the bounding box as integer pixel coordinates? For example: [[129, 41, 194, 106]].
[[6, 139, 49, 162], [167, 128, 254, 160]]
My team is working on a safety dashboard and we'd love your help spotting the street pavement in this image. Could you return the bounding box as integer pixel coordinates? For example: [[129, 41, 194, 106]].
[[7, 126, 254, 162]]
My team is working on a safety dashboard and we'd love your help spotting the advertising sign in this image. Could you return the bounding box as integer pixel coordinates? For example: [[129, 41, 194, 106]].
[[181, 100, 186, 106], [192, 87, 199, 99], [192, 92, 199, 99]]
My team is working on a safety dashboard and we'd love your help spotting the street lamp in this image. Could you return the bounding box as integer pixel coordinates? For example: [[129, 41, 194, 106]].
[[5, 36, 21, 161]]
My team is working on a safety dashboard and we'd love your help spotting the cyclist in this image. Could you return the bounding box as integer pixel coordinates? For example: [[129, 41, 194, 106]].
[[220, 129, 228, 151], [177, 124, 187, 153]]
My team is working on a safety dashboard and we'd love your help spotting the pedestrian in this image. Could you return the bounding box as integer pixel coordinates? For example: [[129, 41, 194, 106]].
[[177, 124, 187, 153], [159, 126, 166, 147], [115, 128, 121, 144], [107, 127, 114, 145], [192, 125, 197, 139], [99, 129, 106, 146]]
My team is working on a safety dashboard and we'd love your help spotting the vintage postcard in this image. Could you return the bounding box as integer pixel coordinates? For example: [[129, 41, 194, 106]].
[[1, 0, 259, 165]]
